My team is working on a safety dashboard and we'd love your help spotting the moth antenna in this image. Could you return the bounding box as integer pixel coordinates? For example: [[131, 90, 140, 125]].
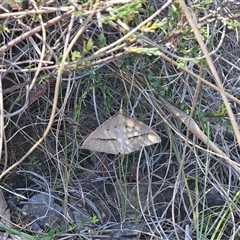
[[119, 99, 124, 113]]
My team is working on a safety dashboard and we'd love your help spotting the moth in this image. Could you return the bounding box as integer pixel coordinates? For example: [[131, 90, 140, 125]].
[[82, 108, 161, 154]]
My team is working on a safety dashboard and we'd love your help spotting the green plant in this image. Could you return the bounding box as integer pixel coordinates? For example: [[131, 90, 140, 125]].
[[0, 224, 55, 240], [71, 39, 95, 61], [98, 33, 106, 48], [89, 215, 99, 224], [196, 104, 234, 136], [126, 47, 161, 56], [101, 0, 144, 24], [0, 24, 9, 34], [211, 189, 240, 240]]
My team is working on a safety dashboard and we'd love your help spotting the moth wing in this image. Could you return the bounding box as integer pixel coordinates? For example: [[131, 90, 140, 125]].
[[82, 138, 119, 154], [120, 115, 161, 154], [82, 112, 123, 154]]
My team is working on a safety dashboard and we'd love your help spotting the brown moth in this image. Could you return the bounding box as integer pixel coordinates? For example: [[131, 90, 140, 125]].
[[82, 108, 161, 154]]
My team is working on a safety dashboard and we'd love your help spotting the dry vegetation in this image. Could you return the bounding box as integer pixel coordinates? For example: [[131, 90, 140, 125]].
[[0, 0, 240, 239]]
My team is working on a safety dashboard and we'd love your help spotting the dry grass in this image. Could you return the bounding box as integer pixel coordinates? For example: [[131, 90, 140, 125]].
[[0, 0, 240, 239]]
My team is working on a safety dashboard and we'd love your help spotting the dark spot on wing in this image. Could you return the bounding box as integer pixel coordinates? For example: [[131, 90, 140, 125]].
[[128, 133, 147, 139], [125, 125, 135, 129], [93, 138, 117, 141]]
